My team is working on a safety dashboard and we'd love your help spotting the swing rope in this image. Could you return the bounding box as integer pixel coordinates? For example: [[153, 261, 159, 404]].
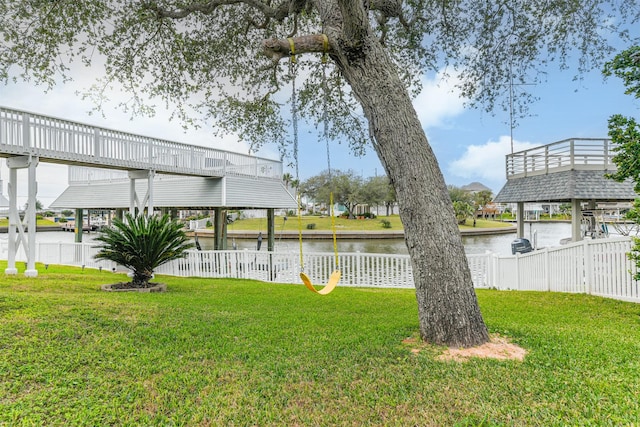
[[289, 38, 305, 273], [290, 35, 340, 295], [321, 35, 339, 271]]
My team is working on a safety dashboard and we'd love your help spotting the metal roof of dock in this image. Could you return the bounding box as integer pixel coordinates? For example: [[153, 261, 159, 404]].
[[49, 172, 297, 210]]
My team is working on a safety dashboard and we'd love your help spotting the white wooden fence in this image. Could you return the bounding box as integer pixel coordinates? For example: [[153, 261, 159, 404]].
[[483, 237, 639, 303], [3, 236, 638, 303], [154, 250, 416, 289]]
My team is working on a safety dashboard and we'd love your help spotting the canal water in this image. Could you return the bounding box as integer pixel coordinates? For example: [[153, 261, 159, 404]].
[[22, 221, 573, 256]]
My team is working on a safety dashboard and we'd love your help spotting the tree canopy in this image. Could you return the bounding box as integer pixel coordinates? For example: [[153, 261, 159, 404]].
[[361, 175, 396, 216], [300, 170, 396, 216], [448, 185, 475, 225], [604, 45, 640, 191], [300, 169, 363, 217], [604, 45, 640, 279], [1, 1, 636, 156]]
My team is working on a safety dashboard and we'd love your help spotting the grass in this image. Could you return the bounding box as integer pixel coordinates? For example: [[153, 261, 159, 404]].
[[1, 262, 640, 425], [0, 218, 60, 227], [459, 218, 514, 230], [227, 214, 513, 232]]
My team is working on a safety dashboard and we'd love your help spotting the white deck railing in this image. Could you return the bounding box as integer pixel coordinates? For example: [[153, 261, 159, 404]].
[[0, 106, 282, 180], [10, 236, 638, 303], [506, 138, 616, 178]]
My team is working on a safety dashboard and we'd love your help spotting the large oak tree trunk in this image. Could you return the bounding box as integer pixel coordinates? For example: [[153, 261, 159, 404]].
[[332, 35, 489, 348], [263, 4, 490, 348]]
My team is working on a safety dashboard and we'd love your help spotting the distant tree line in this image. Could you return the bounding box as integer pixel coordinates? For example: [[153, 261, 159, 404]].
[[293, 170, 396, 218], [293, 171, 498, 224]]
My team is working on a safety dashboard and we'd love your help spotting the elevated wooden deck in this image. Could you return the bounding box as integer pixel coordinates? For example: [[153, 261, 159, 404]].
[[506, 138, 615, 179], [496, 138, 635, 203], [0, 106, 281, 180]]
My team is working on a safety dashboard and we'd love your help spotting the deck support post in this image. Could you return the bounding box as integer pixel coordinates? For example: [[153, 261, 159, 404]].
[[267, 209, 275, 252], [128, 170, 155, 216], [571, 199, 582, 242], [516, 202, 525, 238], [214, 207, 227, 250], [5, 155, 39, 277], [74, 208, 83, 243]]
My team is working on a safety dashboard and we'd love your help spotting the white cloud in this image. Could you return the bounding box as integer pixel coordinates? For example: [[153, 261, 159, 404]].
[[447, 136, 538, 191], [413, 69, 466, 129]]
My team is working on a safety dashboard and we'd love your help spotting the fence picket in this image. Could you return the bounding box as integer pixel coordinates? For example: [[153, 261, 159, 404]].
[[26, 236, 639, 303]]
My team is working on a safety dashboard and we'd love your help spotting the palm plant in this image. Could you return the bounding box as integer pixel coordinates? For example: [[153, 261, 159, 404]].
[[453, 201, 475, 225], [94, 213, 195, 288]]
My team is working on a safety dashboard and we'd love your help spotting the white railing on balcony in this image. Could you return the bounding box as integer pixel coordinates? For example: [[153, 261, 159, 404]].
[[26, 237, 639, 303], [0, 106, 282, 180], [506, 138, 616, 179]]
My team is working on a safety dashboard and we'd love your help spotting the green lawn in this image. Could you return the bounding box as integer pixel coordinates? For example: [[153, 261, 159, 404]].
[[0, 215, 514, 232], [1, 262, 639, 425], [0, 218, 60, 227], [227, 214, 513, 232]]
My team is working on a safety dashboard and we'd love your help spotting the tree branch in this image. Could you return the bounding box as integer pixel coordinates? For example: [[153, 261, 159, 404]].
[[369, 0, 402, 18], [262, 34, 332, 62], [141, 0, 302, 22]]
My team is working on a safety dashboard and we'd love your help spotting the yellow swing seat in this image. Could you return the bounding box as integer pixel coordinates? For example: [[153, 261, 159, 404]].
[[300, 270, 341, 295]]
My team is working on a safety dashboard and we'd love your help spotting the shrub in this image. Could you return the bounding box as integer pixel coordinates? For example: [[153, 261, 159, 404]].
[[380, 219, 391, 228], [93, 213, 195, 288], [307, 223, 316, 229]]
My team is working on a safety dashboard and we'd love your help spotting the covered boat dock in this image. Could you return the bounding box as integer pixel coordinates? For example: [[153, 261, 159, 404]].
[[1, 106, 296, 276], [494, 138, 637, 242]]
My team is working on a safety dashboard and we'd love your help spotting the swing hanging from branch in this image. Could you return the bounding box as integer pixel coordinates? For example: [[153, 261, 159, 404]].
[[290, 35, 341, 295]]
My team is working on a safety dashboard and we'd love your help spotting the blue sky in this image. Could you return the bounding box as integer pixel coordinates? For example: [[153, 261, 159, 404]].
[[1, 53, 639, 208]]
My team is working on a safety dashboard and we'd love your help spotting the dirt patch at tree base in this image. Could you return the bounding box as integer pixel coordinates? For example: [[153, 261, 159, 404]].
[[101, 282, 167, 293], [403, 334, 527, 362]]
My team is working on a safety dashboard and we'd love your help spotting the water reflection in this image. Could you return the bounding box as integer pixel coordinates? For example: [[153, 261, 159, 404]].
[[203, 222, 573, 256], [202, 237, 410, 255]]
